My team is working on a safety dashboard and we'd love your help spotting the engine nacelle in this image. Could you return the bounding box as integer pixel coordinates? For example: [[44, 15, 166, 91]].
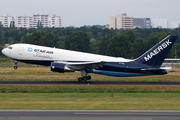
[[51, 62, 75, 73]]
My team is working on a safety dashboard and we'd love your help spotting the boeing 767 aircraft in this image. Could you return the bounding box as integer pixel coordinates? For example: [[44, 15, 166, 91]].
[[1, 35, 178, 82]]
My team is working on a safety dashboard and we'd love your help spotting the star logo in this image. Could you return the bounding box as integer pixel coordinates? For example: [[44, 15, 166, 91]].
[[28, 47, 33, 52]]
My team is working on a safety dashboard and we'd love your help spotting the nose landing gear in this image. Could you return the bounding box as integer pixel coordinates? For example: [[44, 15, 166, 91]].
[[13, 60, 18, 70]]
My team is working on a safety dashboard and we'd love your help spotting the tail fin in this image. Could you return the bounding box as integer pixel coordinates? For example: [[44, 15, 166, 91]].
[[135, 35, 178, 67]]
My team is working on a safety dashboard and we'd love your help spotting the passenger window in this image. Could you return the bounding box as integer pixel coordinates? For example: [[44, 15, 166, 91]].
[[8, 46, 13, 49]]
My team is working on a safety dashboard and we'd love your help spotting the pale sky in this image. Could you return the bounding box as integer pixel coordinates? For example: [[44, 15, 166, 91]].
[[0, 0, 180, 27]]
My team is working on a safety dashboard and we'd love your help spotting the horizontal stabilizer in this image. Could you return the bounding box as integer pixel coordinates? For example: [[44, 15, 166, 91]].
[[141, 68, 167, 74]]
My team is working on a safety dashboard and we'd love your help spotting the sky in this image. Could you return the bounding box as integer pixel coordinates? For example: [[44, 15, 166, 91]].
[[0, 0, 180, 27]]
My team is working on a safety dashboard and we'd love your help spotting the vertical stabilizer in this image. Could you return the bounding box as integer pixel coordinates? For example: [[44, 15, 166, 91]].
[[135, 35, 178, 67]]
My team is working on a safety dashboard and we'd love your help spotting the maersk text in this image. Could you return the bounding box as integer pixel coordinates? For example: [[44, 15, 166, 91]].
[[144, 39, 172, 61]]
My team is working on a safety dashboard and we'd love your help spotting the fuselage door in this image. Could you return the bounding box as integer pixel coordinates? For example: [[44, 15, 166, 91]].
[[18, 47, 24, 55]]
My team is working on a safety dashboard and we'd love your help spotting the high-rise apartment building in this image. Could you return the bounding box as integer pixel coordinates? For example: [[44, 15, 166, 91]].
[[32, 13, 62, 28], [0, 13, 63, 28], [15, 15, 32, 28], [0, 15, 15, 27], [109, 13, 134, 29]]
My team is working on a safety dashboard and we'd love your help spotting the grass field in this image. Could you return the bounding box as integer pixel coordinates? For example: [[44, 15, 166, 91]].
[[1, 85, 180, 93], [0, 85, 180, 110], [0, 93, 180, 110], [0, 66, 180, 81], [0, 64, 180, 110]]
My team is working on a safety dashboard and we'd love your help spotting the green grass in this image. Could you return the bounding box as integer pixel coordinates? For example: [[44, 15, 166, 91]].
[[0, 57, 13, 63], [1, 85, 180, 93], [0, 66, 180, 81], [0, 93, 180, 110]]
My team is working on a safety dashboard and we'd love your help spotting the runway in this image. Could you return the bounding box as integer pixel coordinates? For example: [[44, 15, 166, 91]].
[[0, 81, 180, 85], [0, 110, 180, 120]]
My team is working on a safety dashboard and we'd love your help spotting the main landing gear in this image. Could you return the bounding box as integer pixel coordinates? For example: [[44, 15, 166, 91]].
[[78, 69, 91, 82], [78, 75, 91, 82], [13, 60, 18, 70]]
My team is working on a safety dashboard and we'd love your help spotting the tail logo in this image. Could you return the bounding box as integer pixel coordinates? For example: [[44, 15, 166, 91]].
[[144, 39, 172, 61]]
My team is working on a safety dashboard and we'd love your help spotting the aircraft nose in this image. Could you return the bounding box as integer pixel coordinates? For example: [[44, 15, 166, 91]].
[[2, 48, 5, 55]]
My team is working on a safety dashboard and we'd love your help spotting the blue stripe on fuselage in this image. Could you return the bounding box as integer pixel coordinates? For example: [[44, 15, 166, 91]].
[[89, 70, 148, 77]]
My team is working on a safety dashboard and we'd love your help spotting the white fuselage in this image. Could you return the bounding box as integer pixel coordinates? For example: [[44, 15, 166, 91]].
[[2, 43, 132, 63]]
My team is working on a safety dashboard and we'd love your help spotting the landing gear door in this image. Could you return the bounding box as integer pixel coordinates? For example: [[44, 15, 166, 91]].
[[18, 47, 24, 55]]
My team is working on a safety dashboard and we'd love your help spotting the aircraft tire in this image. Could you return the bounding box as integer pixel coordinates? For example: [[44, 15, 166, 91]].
[[14, 66, 18, 70], [78, 78, 82, 82], [87, 75, 91, 80], [83, 77, 87, 81]]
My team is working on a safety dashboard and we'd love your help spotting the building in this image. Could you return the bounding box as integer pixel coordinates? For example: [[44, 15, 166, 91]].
[[0, 15, 15, 27], [151, 18, 167, 28], [109, 13, 134, 30], [0, 13, 63, 28], [117, 13, 134, 29], [32, 13, 62, 28], [134, 18, 151, 28], [14, 15, 32, 28], [109, 17, 116, 29]]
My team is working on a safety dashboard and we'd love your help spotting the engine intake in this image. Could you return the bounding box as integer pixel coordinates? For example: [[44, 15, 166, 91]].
[[51, 62, 74, 73]]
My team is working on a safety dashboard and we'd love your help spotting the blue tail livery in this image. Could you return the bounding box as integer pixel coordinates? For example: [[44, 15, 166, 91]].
[[135, 35, 178, 67]]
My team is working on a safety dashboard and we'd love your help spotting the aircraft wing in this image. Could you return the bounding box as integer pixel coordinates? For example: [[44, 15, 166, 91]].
[[54, 61, 107, 70]]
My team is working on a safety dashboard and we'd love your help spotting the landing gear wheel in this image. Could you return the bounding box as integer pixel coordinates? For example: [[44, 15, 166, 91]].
[[14, 66, 18, 70], [13, 60, 18, 70], [83, 77, 87, 81], [87, 75, 91, 80], [78, 78, 82, 82]]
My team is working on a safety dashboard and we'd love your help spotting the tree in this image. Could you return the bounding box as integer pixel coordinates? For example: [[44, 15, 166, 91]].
[[0, 21, 3, 27], [89, 42, 98, 54], [131, 38, 147, 58], [37, 20, 43, 29], [126, 30, 136, 43], [65, 31, 90, 52], [98, 34, 113, 55], [97, 32, 102, 40], [146, 32, 170, 49], [0, 31, 5, 44], [21, 31, 59, 47], [0, 45, 5, 57], [8, 37, 15, 44], [10, 21, 15, 28], [106, 33, 131, 58]]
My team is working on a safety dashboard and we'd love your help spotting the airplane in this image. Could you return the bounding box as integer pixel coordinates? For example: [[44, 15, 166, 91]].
[[1, 35, 178, 82]]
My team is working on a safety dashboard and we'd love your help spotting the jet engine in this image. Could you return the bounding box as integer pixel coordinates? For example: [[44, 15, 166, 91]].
[[51, 62, 75, 73]]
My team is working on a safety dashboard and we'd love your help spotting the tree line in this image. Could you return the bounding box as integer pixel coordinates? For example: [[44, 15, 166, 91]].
[[0, 25, 180, 58]]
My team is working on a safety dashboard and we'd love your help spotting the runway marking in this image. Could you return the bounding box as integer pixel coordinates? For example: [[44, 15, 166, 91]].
[[74, 113, 180, 116], [74, 113, 122, 115]]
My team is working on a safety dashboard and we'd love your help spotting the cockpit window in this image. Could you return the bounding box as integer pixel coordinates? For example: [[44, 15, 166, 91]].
[[8, 46, 13, 49]]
